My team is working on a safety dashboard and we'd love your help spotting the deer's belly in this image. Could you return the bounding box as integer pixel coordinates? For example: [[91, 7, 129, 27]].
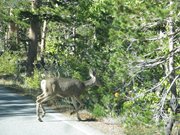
[[57, 90, 80, 97]]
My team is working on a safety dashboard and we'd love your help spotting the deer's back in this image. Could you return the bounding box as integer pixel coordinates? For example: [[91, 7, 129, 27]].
[[46, 77, 85, 97]]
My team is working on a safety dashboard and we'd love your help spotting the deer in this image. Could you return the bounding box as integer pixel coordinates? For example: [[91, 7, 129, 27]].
[[36, 70, 99, 122]]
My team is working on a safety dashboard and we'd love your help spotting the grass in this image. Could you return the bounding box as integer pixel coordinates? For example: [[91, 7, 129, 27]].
[[0, 74, 40, 100]]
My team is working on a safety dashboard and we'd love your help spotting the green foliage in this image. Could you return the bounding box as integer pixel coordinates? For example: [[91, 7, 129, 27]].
[[24, 69, 41, 89], [92, 103, 106, 117], [125, 124, 164, 135], [0, 52, 17, 75], [101, 94, 121, 116], [121, 88, 160, 125]]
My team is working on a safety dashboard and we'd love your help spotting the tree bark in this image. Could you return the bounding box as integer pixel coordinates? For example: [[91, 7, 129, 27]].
[[40, 20, 47, 56], [27, 0, 40, 76], [39, 20, 47, 69], [165, 1, 178, 135], [5, 8, 18, 49]]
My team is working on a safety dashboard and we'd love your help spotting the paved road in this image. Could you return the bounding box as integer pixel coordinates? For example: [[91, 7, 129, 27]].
[[0, 86, 104, 135]]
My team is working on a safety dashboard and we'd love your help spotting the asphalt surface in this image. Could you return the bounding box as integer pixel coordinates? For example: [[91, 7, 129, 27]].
[[0, 86, 105, 135]]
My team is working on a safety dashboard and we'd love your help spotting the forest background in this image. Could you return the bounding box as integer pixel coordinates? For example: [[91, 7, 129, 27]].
[[0, 0, 179, 134]]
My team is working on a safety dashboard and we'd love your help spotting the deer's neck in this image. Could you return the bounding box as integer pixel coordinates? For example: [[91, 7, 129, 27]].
[[84, 76, 96, 87]]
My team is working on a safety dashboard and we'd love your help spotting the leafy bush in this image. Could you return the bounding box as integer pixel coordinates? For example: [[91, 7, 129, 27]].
[[0, 52, 17, 75], [122, 92, 159, 126], [125, 124, 164, 135], [92, 103, 106, 117], [24, 69, 41, 89]]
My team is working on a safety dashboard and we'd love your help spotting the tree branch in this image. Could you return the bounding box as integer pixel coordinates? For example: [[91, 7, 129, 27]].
[[135, 46, 180, 69], [144, 29, 180, 41], [131, 66, 180, 100], [128, 28, 180, 44], [159, 75, 179, 118]]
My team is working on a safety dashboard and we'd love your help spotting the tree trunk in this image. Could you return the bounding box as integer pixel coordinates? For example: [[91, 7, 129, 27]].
[[39, 20, 47, 69], [5, 8, 18, 49], [27, 0, 40, 76], [39, 0, 48, 56], [165, 1, 177, 135], [40, 20, 47, 56]]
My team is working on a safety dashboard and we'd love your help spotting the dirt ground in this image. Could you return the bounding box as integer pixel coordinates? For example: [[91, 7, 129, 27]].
[[55, 107, 125, 135]]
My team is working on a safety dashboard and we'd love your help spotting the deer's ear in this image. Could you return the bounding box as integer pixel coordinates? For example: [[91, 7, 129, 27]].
[[92, 71, 96, 76]]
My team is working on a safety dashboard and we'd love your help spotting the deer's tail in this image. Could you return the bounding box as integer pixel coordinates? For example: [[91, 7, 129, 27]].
[[41, 80, 46, 92]]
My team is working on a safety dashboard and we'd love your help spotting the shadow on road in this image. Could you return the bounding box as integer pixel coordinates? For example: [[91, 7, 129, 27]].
[[0, 86, 36, 119]]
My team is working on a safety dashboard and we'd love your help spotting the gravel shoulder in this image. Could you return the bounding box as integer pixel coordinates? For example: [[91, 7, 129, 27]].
[[55, 107, 125, 135]]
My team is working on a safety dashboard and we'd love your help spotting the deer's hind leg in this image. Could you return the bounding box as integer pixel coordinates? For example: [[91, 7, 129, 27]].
[[70, 96, 83, 120]]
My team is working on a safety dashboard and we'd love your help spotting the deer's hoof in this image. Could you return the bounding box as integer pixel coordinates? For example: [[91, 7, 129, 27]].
[[38, 118, 43, 122], [70, 111, 75, 115], [77, 116, 82, 121]]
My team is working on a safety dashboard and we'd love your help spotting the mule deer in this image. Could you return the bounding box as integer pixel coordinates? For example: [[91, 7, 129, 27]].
[[36, 70, 98, 122]]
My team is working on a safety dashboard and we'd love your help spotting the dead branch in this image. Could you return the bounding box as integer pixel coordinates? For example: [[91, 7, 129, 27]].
[[135, 46, 180, 69], [128, 28, 180, 45], [144, 29, 180, 41], [141, 19, 164, 31], [130, 66, 180, 100], [159, 75, 179, 118]]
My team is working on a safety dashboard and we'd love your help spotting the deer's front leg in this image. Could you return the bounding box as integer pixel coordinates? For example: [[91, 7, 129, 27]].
[[36, 94, 56, 122], [36, 94, 46, 117], [36, 102, 43, 122], [40, 104, 46, 118], [37, 93, 44, 100], [36, 95, 46, 122]]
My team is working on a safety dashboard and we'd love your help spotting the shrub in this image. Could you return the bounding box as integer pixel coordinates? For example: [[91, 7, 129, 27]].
[[24, 69, 41, 89], [124, 124, 164, 135], [92, 103, 106, 117], [0, 52, 17, 75]]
